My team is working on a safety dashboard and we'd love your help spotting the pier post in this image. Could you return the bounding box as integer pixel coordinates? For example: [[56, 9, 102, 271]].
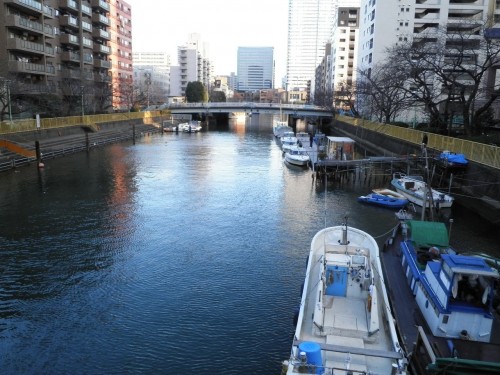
[[86, 133, 90, 152]]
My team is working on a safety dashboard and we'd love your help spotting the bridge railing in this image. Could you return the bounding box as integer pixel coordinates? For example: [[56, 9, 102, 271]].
[[338, 115, 500, 169], [0, 110, 169, 135]]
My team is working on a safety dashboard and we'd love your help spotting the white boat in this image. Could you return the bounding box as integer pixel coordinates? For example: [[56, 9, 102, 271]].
[[284, 220, 407, 374], [295, 132, 311, 148], [391, 173, 454, 209], [179, 120, 202, 133], [284, 145, 310, 167], [273, 122, 292, 138], [281, 131, 298, 153]]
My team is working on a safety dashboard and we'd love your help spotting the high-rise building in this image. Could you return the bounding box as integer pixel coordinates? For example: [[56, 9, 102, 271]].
[[170, 33, 212, 97], [236, 47, 274, 92], [109, 0, 133, 111], [286, 0, 335, 97], [0, 0, 113, 116]]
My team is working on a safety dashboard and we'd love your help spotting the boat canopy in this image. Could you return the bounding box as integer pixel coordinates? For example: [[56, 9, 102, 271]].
[[408, 220, 449, 248]]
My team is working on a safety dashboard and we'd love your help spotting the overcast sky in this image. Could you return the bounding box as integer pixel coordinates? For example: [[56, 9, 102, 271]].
[[127, 0, 289, 82]]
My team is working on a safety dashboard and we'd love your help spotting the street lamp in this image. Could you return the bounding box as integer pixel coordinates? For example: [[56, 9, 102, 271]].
[[6, 80, 12, 123], [1, 78, 13, 123], [80, 85, 84, 117]]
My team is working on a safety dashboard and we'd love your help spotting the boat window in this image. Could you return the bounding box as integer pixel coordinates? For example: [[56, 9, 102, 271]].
[[442, 315, 449, 324]]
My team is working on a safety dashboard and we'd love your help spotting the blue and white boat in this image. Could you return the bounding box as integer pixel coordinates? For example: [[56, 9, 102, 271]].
[[382, 219, 500, 374], [391, 173, 454, 209], [436, 151, 469, 169], [284, 220, 407, 374], [357, 193, 409, 209]]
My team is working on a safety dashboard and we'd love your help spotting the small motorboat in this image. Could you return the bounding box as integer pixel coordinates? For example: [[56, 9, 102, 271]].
[[357, 193, 409, 209], [284, 145, 310, 167], [436, 150, 468, 169]]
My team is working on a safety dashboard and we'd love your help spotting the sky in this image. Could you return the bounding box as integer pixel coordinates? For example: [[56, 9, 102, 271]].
[[127, 0, 289, 83]]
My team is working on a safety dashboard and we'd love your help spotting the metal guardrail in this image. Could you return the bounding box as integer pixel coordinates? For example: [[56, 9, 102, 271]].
[[338, 115, 500, 169], [0, 110, 168, 134]]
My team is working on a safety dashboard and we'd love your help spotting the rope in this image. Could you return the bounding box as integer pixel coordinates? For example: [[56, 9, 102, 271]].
[[372, 223, 400, 239]]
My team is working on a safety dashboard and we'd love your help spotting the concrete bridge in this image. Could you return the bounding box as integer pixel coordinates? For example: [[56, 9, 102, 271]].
[[149, 102, 334, 119]]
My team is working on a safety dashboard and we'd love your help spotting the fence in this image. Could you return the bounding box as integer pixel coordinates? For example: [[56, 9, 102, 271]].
[[338, 115, 500, 169], [0, 110, 168, 134]]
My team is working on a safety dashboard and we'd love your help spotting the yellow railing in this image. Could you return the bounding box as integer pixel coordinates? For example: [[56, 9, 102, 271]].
[[338, 115, 500, 169], [0, 110, 169, 134]]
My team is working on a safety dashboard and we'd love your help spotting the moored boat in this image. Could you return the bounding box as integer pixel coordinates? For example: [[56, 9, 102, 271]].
[[391, 173, 454, 209], [284, 145, 310, 167], [281, 131, 298, 153], [179, 120, 202, 133], [357, 193, 409, 209], [283, 219, 407, 374], [372, 188, 406, 200], [381, 218, 500, 374], [436, 150, 469, 169]]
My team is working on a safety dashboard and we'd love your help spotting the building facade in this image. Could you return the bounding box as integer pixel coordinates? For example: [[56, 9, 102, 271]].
[[357, 0, 500, 121], [109, 0, 133, 111], [169, 33, 212, 98], [236, 47, 274, 92], [0, 0, 114, 117], [286, 0, 335, 98], [132, 51, 170, 106]]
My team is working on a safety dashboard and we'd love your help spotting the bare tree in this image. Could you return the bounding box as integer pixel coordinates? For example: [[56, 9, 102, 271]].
[[357, 62, 412, 123], [385, 21, 500, 135]]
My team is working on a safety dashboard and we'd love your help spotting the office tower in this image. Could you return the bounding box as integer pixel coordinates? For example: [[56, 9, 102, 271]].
[[286, 0, 335, 96], [109, 0, 133, 111], [0, 0, 113, 116], [236, 47, 274, 91]]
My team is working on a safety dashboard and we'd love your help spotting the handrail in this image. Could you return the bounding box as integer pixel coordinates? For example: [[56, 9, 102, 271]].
[[0, 110, 169, 135], [337, 115, 500, 169]]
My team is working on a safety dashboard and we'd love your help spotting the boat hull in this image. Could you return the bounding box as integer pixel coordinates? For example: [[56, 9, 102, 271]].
[[358, 193, 408, 209]]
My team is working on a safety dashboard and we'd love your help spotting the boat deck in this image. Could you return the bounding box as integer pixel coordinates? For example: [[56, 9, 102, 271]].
[[291, 244, 402, 374]]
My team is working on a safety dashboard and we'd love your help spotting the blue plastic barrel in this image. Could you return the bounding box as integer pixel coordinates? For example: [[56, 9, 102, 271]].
[[298, 341, 323, 374]]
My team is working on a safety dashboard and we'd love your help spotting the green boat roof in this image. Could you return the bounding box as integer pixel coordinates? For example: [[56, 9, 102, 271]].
[[427, 357, 500, 373], [408, 220, 449, 248]]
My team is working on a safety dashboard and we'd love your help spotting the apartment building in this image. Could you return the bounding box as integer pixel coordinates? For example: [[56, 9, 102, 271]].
[[132, 52, 170, 106], [169, 33, 212, 98], [236, 47, 274, 92], [357, 0, 499, 120], [109, 0, 133, 111], [0, 0, 113, 116]]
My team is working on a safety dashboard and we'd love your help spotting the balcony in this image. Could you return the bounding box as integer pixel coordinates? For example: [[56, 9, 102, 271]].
[[94, 58, 111, 69], [8, 60, 54, 75], [6, 37, 53, 56], [81, 4, 92, 16], [60, 15, 79, 30], [93, 43, 111, 54], [92, 13, 110, 26], [61, 50, 81, 63], [59, 0, 79, 14], [60, 33, 79, 46], [92, 28, 110, 41], [5, 0, 42, 16], [91, 0, 110, 12]]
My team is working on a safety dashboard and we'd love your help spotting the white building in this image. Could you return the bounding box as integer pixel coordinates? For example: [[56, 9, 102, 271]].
[[286, 0, 335, 97], [357, 0, 499, 120], [170, 33, 213, 97], [132, 52, 171, 104], [331, 2, 360, 110]]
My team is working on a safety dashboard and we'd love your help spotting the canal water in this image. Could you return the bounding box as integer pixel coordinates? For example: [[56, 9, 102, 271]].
[[0, 116, 497, 374]]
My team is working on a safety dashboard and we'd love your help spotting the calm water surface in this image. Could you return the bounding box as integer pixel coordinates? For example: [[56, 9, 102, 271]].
[[0, 121, 497, 374]]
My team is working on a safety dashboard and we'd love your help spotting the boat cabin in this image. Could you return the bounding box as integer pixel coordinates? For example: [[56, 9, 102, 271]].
[[325, 136, 355, 160], [400, 220, 499, 342]]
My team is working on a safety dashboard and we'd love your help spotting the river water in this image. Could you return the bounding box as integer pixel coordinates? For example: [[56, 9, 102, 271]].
[[0, 116, 497, 374]]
